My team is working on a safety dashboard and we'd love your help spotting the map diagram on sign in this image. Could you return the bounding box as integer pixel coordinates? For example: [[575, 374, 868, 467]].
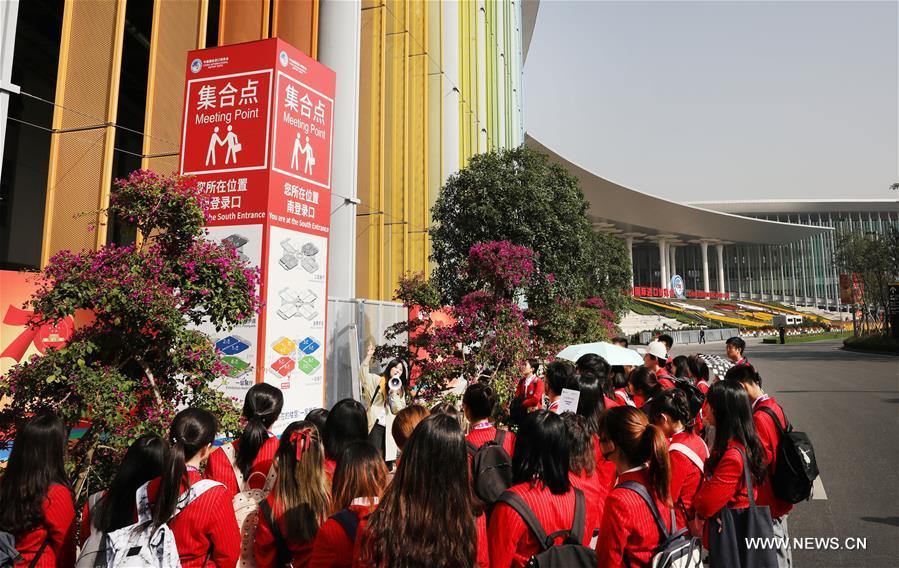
[[278, 238, 320, 273], [276, 287, 318, 321]]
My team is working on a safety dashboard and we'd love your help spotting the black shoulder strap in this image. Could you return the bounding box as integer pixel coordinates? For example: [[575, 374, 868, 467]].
[[260, 500, 292, 566], [497, 491, 551, 551], [618, 481, 672, 545], [466, 440, 478, 457], [568, 487, 587, 546], [756, 405, 791, 433], [331, 509, 361, 543], [734, 447, 757, 509], [28, 538, 50, 568], [494, 429, 507, 446]]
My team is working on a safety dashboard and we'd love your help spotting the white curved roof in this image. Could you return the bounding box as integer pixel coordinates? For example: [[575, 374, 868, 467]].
[[688, 199, 898, 216], [526, 134, 831, 245]]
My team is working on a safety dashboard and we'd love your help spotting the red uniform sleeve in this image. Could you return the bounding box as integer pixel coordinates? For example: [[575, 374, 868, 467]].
[[487, 500, 526, 568], [522, 378, 544, 409], [596, 491, 629, 568], [753, 411, 778, 467], [476, 514, 490, 568], [694, 449, 743, 519], [669, 451, 692, 511], [204, 446, 239, 497], [205, 487, 240, 567], [309, 518, 351, 568], [45, 485, 76, 568], [254, 502, 277, 568]]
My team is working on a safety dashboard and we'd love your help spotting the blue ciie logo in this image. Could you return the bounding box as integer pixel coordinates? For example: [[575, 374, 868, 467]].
[[279, 51, 289, 67], [671, 275, 686, 298], [190, 58, 202, 73]]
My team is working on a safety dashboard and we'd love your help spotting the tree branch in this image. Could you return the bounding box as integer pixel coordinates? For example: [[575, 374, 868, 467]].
[[135, 356, 164, 406]]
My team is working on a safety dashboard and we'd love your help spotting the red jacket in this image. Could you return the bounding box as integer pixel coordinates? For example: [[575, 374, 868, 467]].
[[752, 397, 794, 519], [146, 470, 240, 567], [11, 484, 75, 568], [603, 395, 620, 409], [353, 513, 489, 567], [569, 470, 608, 546], [592, 435, 619, 492], [255, 493, 315, 568], [694, 441, 755, 524], [668, 431, 710, 531], [514, 376, 544, 410], [205, 436, 279, 497], [310, 504, 375, 568], [597, 468, 674, 568], [488, 482, 591, 568], [466, 425, 517, 457]]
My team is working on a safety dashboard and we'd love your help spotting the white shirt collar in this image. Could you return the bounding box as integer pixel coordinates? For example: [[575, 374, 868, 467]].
[[351, 496, 379, 507], [620, 464, 647, 475], [752, 393, 770, 409]]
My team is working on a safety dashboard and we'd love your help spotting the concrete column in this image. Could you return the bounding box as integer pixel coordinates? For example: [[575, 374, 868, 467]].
[[658, 239, 668, 288], [669, 245, 677, 280], [625, 236, 635, 289], [716, 244, 725, 294], [701, 241, 710, 292], [319, 0, 362, 299]]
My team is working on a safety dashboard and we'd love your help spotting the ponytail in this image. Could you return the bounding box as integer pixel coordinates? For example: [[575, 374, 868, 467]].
[[641, 424, 672, 506], [153, 408, 217, 529], [273, 421, 329, 541], [236, 384, 284, 478]]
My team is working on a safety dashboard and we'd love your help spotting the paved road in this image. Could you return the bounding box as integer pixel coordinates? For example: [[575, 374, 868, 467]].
[[671, 339, 899, 567]]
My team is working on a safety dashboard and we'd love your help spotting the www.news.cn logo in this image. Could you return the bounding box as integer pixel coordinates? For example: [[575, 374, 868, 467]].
[[746, 537, 867, 551]]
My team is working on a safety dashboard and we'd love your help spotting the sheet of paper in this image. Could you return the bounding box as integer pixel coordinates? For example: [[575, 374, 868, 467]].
[[557, 388, 581, 414]]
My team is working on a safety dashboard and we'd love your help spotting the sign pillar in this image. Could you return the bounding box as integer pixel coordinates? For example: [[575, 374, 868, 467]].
[[180, 39, 336, 432]]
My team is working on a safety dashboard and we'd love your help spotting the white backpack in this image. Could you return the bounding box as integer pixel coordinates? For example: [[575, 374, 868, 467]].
[[221, 443, 277, 568], [105, 479, 222, 568]]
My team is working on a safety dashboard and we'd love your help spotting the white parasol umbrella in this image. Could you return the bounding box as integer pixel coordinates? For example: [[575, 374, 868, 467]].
[[556, 341, 644, 366]]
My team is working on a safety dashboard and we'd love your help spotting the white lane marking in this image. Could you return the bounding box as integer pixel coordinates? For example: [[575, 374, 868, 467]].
[[812, 474, 828, 500]]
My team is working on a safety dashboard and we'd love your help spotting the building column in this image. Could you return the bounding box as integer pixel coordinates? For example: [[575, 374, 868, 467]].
[[658, 239, 668, 289], [625, 236, 635, 289], [669, 244, 677, 280], [700, 241, 710, 293], [716, 244, 725, 294]]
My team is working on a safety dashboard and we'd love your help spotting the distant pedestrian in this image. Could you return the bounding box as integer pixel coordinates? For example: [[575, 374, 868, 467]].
[[699, 328, 706, 344]]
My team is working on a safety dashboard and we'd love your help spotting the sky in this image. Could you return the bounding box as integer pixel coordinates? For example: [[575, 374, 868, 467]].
[[523, 0, 898, 202]]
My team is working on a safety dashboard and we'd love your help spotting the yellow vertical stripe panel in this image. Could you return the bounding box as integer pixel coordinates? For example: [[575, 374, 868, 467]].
[[41, 0, 127, 265], [271, 0, 319, 59], [426, 0, 443, 273], [356, 2, 387, 301], [408, 0, 428, 277], [142, 0, 208, 176], [384, 0, 407, 301], [219, 0, 269, 46]]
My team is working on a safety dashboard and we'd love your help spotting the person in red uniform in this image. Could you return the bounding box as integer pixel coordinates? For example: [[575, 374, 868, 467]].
[[575, 354, 620, 409], [562, 412, 608, 548], [628, 367, 665, 410], [81, 434, 166, 544], [647, 390, 710, 537], [0, 414, 75, 568], [513, 358, 544, 413], [146, 408, 240, 567], [355, 413, 487, 567], [642, 341, 676, 389], [686, 355, 711, 395], [323, 399, 370, 480], [596, 406, 674, 568], [391, 404, 430, 458], [544, 361, 576, 414], [205, 383, 283, 497], [726, 364, 795, 568], [694, 380, 768, 558], [725, 336, 750, 366], [310, 442, 388, 568], [255, 420, 330, 568], [488, 411, 593, 568], [463, 382, 517, 457], [572, 355, 618, 492], [610, 366, 636, 407]]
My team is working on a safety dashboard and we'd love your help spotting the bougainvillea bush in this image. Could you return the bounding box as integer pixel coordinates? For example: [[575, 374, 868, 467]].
[[378, 241, 617, 421], [0, 170, 260, 498]]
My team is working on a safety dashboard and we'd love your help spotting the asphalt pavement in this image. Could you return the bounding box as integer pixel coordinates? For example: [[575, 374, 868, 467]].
[[671, 339, 899, 567]]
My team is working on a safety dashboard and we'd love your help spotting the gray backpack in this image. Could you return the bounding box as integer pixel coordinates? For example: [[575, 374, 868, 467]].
[[618, 481, 702, 568]]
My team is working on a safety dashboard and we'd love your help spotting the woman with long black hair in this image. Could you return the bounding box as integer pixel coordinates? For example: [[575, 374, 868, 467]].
[[0, 413, 75, 567], [206, 383, 283, 497], [323, 399, 369, 478], [489, 410, 594, 568], [356, 413, 487, 568], [694, 380, 768, 552], [360, 343, 408, 462], [80, 434, 167, 541], [574, 354, 619, 493], [255, 420, 331, 568], [146, 408, 240, 567], [628, 367, 665, 409], [597, 406, 673, 568]]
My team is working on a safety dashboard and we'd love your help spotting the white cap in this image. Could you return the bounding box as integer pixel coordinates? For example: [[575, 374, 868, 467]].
[[645, 341, 668, 360]]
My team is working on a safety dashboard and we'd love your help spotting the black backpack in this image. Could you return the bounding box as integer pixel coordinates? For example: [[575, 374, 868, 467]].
[[331, 508, 361, 542], [618, 481, 702, 568], [467, 430, 514, 504], [496, 487, 595, 568], [672, 378, 706, 423], [756, 406, 819, 503]]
